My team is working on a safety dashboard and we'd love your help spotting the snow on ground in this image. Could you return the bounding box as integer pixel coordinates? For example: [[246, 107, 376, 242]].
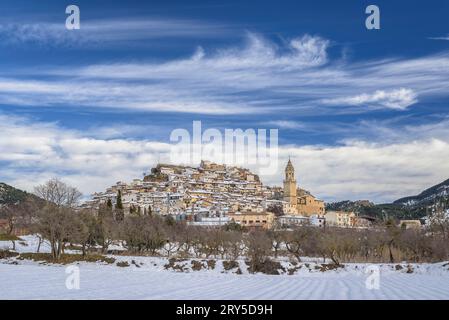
[[1, 235, 53, 253], [1, 236, 449, 300], [1, 261, 449, 299]]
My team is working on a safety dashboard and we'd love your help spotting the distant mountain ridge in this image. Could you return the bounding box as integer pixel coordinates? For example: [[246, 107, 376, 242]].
[[393, 178, 449, 207], [326, 178, 449, 220]]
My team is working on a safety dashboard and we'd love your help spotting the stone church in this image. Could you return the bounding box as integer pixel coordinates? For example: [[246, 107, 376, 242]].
[[283, 159, 325, 216]]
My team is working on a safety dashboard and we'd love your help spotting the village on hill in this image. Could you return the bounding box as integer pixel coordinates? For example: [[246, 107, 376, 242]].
[[81, 159, 378, 230]]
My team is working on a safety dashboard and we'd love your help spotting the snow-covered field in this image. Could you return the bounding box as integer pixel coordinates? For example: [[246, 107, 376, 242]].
[[1, 236, 449, 300]]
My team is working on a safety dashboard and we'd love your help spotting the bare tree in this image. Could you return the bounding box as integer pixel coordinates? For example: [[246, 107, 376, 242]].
[[35, 205, 76, 260], [34, 178, 82, 208], [121, 215, 167, 254], [225, 231, 244, 260], [96, 215, 119, 254], [245, 230, 272, 273], [284, 227, 314, 262], [33, 179, 82, 260], [71, 209, 98, 256], [0, 205, 18, 250], [0, 198, 39, 250], [267, 229, 283, 258], [384, 220, 402, 263]]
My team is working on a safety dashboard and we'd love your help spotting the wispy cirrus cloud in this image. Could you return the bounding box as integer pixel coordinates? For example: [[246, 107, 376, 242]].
[[70, 33, 330, 77], [0, 18, 231, 47], [428, 35, 449, 41], [1, 33, 449, 115]]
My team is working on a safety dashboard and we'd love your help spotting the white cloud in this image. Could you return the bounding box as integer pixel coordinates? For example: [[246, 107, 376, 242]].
[[0, 18, 229, 47], [0, 33, 448, 115], [428, 35, 449, 41], [0, 33, 333, 114], [0, 114, 172, 195], [72, 33, 329, 77], [263, 120, 305, 130], [2, 114, 449, 203], [274, 139, 449, 203], [321, 88, 418, 110]]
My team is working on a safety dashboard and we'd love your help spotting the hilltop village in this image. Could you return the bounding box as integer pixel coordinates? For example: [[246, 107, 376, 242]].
[[83, 160, 372, 229]]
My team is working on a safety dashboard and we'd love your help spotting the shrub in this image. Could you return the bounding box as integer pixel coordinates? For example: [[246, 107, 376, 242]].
[[207, 259, 216, 270], [191, 260, 204, 271], [116, 261, 130, 267], [164, 258, 188, 272], [246, 257, 285, 275], [0, 250, 19, 259], [223, 260, 239, 270], [287, 266, 301, 275], [164, 257, 176, 269], [318, 263, 344, 272]]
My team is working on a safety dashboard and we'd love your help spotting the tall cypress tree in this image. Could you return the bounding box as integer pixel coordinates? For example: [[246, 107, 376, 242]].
[[116, 190, 123, 210], [115, 190, 124, 222]]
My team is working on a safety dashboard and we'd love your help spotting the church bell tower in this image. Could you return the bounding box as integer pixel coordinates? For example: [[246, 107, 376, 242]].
[[283, 159, 297, 207]]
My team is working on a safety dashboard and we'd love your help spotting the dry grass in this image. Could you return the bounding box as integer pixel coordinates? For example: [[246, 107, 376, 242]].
[[0, 234, 22, 241], [18, 252, 116, 264]]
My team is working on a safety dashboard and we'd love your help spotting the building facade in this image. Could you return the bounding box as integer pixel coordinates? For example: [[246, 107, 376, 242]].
[[228, 211, 275, 229], [399, 220, 422, 229], [282, 159, 325, 217], [278, 214, 325, 228], [325, 211, 356, 228]]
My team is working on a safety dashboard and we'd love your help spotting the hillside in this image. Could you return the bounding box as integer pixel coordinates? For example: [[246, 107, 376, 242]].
[[394, 178, 449, 207], [325, 200, 374, 212], [0, 182, 41, 206], [325, 200, 414, 220], [326, 178, 449, 220]]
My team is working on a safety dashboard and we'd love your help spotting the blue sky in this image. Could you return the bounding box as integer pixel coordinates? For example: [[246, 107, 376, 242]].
[[1, 0, 449, 202]]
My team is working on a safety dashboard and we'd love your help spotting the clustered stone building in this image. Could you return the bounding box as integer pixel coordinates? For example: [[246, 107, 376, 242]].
[[83, 159, 364, 229]]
